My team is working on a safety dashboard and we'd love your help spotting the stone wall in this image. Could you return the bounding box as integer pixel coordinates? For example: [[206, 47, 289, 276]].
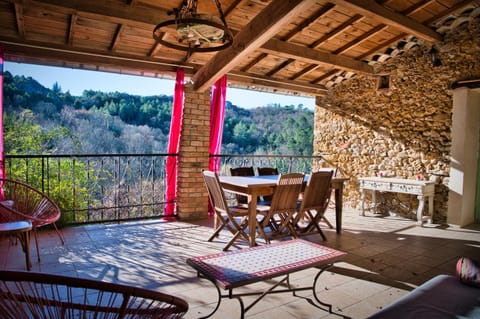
[[314, 20, 480, 223]]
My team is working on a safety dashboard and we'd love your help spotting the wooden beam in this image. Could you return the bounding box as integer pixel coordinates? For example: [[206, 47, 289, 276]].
[[192, 0, 318, 92], [242, 3, 335, 74], [228, 70, 328, 95], [261, 38, 374, 74], [330, 0, 442, 42], [110, 25, 124, 51], [14, 3, 25, 38], [309, 14, 363, 49], [283, 3, 336, 41], [0, 37, 195, 74], [333, 24, 388, 55], [67, 14, 77, 46], [290, 64, 318, 80]]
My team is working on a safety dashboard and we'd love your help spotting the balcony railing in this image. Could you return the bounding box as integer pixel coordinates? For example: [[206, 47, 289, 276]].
[[211, 154, 330, 175], [4, 154, 174, 226], [4, 153, 333, 226]]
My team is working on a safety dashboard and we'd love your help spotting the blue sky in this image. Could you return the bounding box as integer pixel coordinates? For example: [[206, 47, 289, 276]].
[[5, 62, 315, 110]]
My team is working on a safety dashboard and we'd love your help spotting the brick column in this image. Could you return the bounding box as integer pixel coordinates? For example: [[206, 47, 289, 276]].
[[176, 84, 211, 220]]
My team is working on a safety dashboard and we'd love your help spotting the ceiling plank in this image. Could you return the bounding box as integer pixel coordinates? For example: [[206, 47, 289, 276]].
[[329, 0, 442, 42], [261, 38, 374, 74], [8, 0, 169, 28], [192, 0, 318, 92]]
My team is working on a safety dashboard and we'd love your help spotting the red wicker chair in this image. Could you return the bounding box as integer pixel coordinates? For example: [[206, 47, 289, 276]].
[[0, 270, 189, 318], [0, 178, 64, 261]]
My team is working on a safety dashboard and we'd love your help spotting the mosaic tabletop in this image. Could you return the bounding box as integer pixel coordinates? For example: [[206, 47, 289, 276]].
[[187, 239, 346, 289]]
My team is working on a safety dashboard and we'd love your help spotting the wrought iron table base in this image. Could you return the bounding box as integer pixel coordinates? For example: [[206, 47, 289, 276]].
[[196, 264, 348, 319]]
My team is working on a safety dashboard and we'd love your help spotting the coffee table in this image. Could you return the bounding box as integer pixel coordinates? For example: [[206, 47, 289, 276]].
[[0, 221, 33, 270], [187, 239, 346, 318]]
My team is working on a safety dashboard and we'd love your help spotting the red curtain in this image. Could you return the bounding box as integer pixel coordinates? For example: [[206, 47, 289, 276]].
[[0, 45, 5, 201], [164, 69, 185, 217], [208, 75, 227, 172]]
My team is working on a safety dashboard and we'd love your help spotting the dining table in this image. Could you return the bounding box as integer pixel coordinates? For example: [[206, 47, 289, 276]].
[[219, 174, 349, 247]]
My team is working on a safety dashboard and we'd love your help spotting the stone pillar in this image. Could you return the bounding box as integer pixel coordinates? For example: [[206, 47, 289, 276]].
[[176, 84, 211, 220], [447, 87, 480, 227]]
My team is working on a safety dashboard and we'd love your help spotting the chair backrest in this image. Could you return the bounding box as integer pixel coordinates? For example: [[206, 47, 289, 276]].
[[0, 270, 188, 319], [264, 173, 304, 222], [0, 179, 61, 227], [230, 166, 255, 177], [316, 167, 338, 177], [297, 170, 333, 219], [257, 167, 279, 176], [229, 167, 255, 204], [202, 170, 229, 215]]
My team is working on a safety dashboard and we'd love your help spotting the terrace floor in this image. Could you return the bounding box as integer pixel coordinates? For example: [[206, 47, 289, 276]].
[[1, 207, 479, 319]]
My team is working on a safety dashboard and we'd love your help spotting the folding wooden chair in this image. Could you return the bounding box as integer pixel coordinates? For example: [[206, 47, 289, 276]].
[[202, 170, 250, 251], [229, 166, 255, 204], [256, 173, 304, 244], [257, 167, 279, 203], [293, 170, 333, 241]]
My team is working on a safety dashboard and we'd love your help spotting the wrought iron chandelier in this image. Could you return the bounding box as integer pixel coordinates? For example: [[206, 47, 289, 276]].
[[153, 0, 233, 54]]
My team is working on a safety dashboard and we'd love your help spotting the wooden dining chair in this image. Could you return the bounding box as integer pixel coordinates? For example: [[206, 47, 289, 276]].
[[202, 170, 250, 251], [256, 173, 304, 244], [314, 167, 338, 228], [257, 167, 279, 203], [293, 170, 333, 241], [229, 166, 255, 205]]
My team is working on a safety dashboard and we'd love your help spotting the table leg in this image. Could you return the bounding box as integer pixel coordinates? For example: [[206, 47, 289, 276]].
[[334, 186, 343, 234], [17, 231, 32, 271], [416, 195, 425, 225], [360, 188, 365, 216], [428, 195, 434, 224], [248, 192, 259, 247]]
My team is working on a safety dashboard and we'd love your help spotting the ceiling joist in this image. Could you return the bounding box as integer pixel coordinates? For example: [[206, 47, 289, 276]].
[[192, 0, 319, 92], [261, 38, 374, 74], [330, 0, 442, 42]]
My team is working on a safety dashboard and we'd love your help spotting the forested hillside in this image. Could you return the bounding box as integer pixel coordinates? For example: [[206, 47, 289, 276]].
[[3, 71, 314, 155]]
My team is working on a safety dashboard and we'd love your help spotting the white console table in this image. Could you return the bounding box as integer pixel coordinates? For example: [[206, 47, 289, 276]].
[[359, 177, 435, 225]]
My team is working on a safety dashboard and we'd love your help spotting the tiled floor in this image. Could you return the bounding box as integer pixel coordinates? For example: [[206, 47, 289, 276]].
[[1, 207, 479, 319]]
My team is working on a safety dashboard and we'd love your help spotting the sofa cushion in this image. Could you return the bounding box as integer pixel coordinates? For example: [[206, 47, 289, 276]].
[[456, 257, 480, 288], [367, 275, 480, 319]]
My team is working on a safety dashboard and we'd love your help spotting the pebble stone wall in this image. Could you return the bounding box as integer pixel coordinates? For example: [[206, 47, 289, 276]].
[[314, 19, 480, 223]]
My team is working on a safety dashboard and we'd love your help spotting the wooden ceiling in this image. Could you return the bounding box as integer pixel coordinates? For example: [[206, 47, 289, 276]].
[[0, 0, 477, 97]]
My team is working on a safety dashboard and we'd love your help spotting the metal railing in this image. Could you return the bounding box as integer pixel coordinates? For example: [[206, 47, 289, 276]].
[[4, 154, 175, 226], [4, 153, 335, 226], [211, 154, 334, 175]]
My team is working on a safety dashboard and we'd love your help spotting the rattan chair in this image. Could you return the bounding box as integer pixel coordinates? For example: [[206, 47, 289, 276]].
[[0, 270, 188, 319], [293, 170, 333, 240], [202, 170, 250, 251], [229, 166, 255, 204], [256, 173, 304, 244], [0, 179, 64, 262]]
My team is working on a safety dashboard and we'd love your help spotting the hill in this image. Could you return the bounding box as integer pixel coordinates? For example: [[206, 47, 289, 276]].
[[2, 71, 314, 155]]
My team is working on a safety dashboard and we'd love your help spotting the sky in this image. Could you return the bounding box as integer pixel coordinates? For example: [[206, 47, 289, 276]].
[[5, 62, 315, 110]]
